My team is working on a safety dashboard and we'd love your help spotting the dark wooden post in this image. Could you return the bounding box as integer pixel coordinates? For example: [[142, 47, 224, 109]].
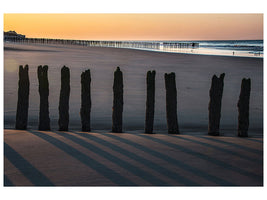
[[145, 70, 156, 133], [15, 65, 30, 130], [164, 72, 179, 134], [38, 65, 50, 131], [58, 66, 70, 131], [208, 73, 225, 136], [112, 67, 123, 133], [80, 69, 91, 131], [237, 78, 251, 137]]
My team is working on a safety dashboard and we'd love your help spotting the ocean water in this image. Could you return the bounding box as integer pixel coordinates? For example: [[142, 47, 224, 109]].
[[7, 39, 264, 58], [4, 42, 263, 134], [143, 40, 264, 58]]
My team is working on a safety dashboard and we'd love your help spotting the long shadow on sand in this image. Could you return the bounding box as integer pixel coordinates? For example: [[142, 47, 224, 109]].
[[137, 134, 262, 183], [27, 130, 137, 186], [246, 138, 263, 143], [4, 142, 54, 186], [4, 174, 14, 186], [96, 132, 236, 186], [68, 131, 199, 186], [198, 136, 263, 154], [5, 130, 263, 186], [52, 131, 171, 186], [167, 135, 262, 162]]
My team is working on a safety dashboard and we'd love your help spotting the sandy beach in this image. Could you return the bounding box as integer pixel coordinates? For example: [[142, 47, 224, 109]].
[[2, 13, 264, 200], [4, 43, 263, 186], [4, 129, 263, 186], [4, 42, 263, 135]]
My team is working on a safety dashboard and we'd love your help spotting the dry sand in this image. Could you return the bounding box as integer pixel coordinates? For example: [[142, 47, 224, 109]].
[[4, 129, 263, 186], [4, 43, 263, 135], [4, 43, 263, 186]]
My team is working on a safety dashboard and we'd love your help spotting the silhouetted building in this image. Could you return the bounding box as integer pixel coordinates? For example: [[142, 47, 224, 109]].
[[4, 31, 26, 41]]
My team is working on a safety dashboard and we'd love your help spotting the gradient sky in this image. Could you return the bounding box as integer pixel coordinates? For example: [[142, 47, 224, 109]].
[[4, 14, 263, 40]]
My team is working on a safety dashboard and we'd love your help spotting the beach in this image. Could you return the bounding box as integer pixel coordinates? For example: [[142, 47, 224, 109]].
[[4, 129, 263, 186], [4, 42, 263, 135], [3, 42, 264, 186]]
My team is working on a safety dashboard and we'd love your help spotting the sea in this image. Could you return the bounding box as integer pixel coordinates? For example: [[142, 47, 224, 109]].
[[137, 40, 263, 58]]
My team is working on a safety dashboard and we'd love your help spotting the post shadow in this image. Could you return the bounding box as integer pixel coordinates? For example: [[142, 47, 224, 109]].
[[16, 65, 30, 130], [208, 73, 225, 136], [101, 132, 234, 185], [27, 130, 135, 186], [112, 67, 123, 133], [54, 131, 169, 186], [137, 133, 261, 181], [58, 66, 70, 131], [237, 78, 251, 137], [4, 175, 14, 186], [71, 131, 199, 185], [37, 65, 50, 131], [4, 142, 54, 186]]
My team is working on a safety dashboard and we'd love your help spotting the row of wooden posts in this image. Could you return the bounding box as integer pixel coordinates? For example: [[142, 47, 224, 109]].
[[9, 38, 199, 51], [15, 65, 251, 137]]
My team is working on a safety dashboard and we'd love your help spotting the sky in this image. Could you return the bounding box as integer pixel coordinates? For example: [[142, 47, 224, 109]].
[[4, 13, 264, 41]]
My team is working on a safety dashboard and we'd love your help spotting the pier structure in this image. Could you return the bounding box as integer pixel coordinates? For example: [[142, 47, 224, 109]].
[[6, 37, 199, 51], [163, 42, 199, 50]]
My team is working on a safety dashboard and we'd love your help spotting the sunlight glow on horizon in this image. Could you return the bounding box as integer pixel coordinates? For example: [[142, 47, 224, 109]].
[[4, 14, 263, 41]]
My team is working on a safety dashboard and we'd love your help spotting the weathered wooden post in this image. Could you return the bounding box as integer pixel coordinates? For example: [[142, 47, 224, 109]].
[[145, 70, 156, 133], [208, 73, 225, 136], [80, 69, 91, 131], [15, 65, 30, 130], [112, 67, 123, 133], [237, 78, 251, 137], [38, 65, 50, 131], [164, 72, 179, 134], [58, 66, 70, 131]]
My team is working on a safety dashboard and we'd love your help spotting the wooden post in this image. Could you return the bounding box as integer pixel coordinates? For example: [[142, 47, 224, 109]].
[[80, 69, 91, 131], [112, 67, 123, 133], [208, 73, 225, 136], [15, 65, 30, 130], [164, 72, 179, 134], [38, 65, 50, 131], [58, 66, 70, 131], [145, 70, 156, 133], [237, 78, 251, 137]]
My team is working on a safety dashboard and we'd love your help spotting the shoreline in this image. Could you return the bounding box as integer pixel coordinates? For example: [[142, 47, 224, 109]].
[[4, 42, 263, 59]]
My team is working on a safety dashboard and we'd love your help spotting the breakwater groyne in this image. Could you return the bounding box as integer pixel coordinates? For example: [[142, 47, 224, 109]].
[[5, 37, 199, 51], [15, 65, 250, 137]]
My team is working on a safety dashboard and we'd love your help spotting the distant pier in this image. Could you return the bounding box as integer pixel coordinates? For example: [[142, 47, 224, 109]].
[[5, 37, 199, 51]]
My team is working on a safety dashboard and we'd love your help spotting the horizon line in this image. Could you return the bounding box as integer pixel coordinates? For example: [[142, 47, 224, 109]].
[[5, 36, 263, 42]]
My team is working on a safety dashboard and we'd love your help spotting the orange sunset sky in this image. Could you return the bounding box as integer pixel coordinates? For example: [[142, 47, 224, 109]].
[[4, 13, 263, 41]]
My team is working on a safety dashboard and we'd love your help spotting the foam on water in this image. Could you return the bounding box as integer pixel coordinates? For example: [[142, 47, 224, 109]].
[[142, 40, 263, 58]]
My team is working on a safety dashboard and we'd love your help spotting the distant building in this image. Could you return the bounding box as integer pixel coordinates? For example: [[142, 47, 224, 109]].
[[4, 31, 26, 41]]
